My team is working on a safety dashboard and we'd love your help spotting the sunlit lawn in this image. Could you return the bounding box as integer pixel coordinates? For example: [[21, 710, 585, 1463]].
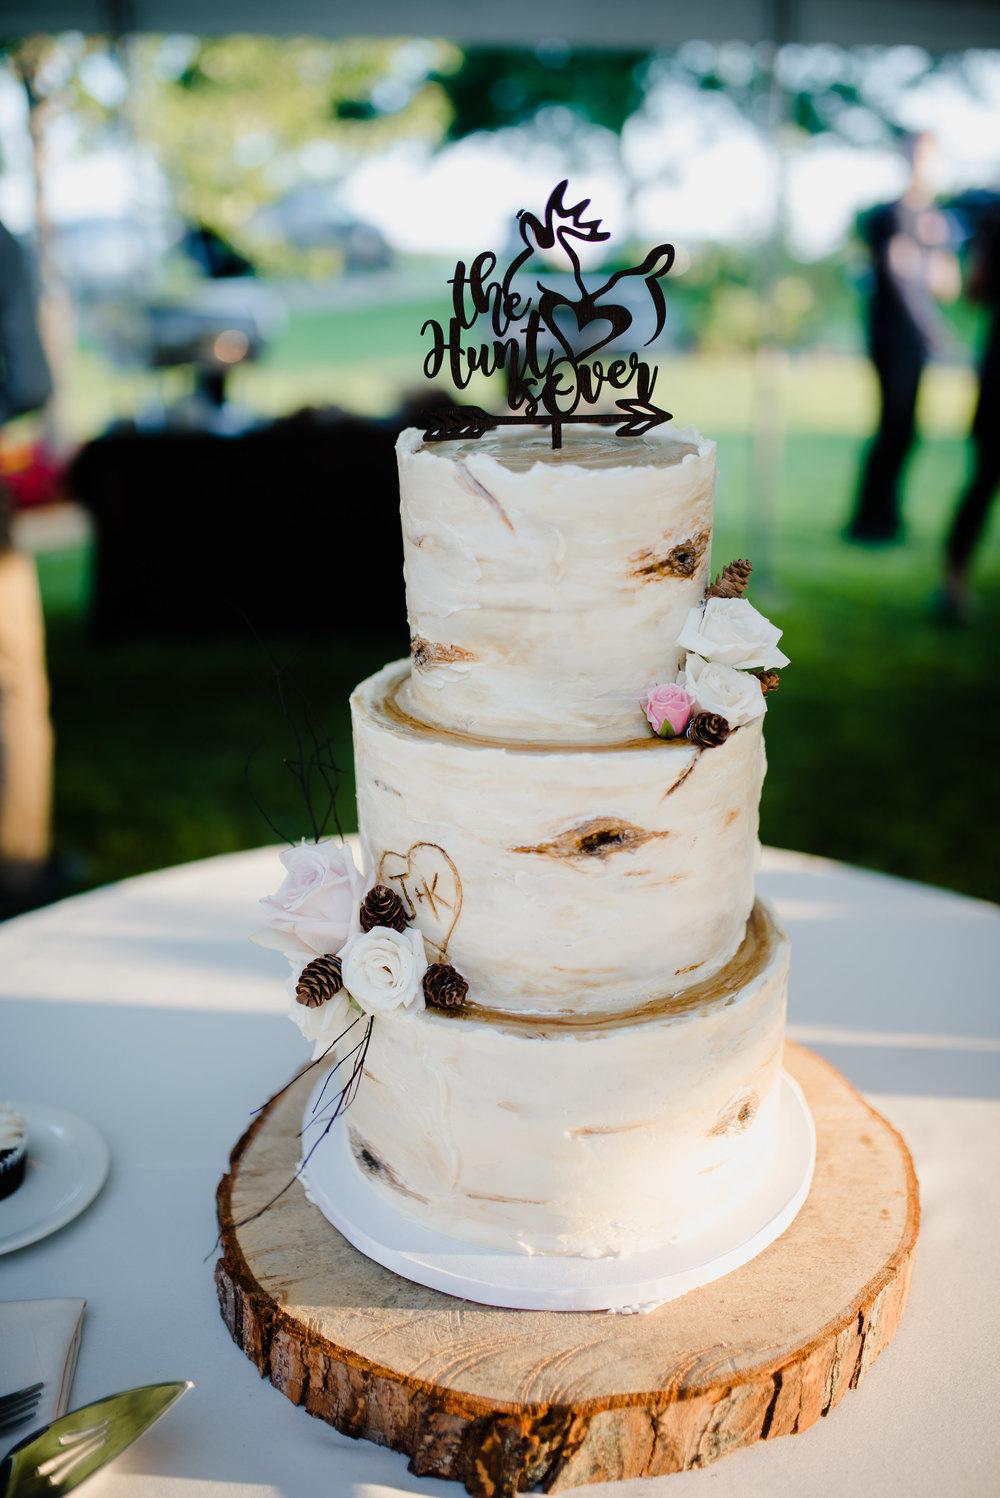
[[35, 303, 1000, 903], [69, 291, 977, 436]]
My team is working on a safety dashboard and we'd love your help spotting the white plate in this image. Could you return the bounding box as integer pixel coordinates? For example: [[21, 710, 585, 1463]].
[[300, 1071, 815, 1312], [0, 1104, 110, 1255]]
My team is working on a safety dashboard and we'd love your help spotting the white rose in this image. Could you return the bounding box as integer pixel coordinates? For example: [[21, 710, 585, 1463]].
[[677, 598, 789, 670], [287, 986, 358, 1060], [683, 655, 766, 727], [338, 926, 427, 1016], [253, 839, 366, 962]]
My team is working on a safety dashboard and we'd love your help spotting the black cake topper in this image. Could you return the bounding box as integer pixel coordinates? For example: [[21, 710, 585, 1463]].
[[421, 180, 675, 450]]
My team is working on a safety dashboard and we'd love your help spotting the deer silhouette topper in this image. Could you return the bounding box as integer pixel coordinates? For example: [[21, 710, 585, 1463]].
[[421, 181, 675, 450]]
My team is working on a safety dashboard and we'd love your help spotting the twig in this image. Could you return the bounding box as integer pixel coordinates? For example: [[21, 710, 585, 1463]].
[[212, 1015, 374, 1247]]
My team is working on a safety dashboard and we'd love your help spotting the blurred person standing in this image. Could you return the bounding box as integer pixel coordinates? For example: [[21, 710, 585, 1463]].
[[938, 200, 1000, 622], [847, 133, 960, 543], [0, 216, 55, 915]]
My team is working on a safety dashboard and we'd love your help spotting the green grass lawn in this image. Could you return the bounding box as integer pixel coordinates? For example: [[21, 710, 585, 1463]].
[[717, 432, 999, 900], [33, 321, 1000, 905]]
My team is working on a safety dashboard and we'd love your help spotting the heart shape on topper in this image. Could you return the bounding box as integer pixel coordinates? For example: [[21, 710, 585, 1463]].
[[377, 842, 464, 959], [543, 294, 632, 364]]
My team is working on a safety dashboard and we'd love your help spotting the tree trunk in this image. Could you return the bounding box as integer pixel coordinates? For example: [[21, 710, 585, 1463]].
[[13, 41, 75, 454]]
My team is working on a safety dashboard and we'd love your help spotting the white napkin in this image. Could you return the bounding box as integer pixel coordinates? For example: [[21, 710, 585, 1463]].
[[0, 1299, 86, 1431]]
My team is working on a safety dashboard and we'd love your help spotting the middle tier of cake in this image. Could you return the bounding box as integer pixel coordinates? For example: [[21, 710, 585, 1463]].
[[352, 661, 765, 1017]]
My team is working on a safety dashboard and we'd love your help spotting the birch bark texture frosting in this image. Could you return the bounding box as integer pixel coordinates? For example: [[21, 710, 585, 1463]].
[[352, 662, 765, 1017], [397, 424, 716, 745], [327, 902, 789, 1257], [325, 416, 790, 1265]]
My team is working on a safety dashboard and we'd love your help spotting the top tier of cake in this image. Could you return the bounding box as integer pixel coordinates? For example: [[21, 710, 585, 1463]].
[[397, 424, 715, 745]]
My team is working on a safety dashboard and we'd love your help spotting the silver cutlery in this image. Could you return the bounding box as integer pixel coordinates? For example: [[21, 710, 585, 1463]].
[[0, 1388, 43, 1442], [0, 1381, 191, 1496]]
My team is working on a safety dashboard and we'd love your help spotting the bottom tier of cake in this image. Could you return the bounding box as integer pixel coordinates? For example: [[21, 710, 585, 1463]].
[[332, 901, 788, 1258]]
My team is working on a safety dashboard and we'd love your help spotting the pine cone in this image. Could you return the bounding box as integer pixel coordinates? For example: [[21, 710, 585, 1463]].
[[423, 962, 470, 1010], [706, 558, 752, 599], [687, 711, 731, 749], [754, 669, 780, 696], [295, 954, 343, 1007], [360, 884, 409, 933]]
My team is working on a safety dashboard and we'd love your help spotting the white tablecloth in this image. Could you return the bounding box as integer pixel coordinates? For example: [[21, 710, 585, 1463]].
[[2, 846, 998, 1498]]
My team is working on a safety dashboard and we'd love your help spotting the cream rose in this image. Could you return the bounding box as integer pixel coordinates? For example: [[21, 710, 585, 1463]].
[[683, 654, 766, 727], [253, 839, 366, 962], [677, 598, 789, 670], [338, 926, 427, 1015]]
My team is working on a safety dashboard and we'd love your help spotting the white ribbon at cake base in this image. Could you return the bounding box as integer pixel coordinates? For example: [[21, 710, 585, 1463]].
[[299, 1070, 815, 1314]]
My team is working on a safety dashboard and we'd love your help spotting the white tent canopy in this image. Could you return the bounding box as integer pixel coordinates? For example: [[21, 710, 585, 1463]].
[[5, 0, 1000, 49]]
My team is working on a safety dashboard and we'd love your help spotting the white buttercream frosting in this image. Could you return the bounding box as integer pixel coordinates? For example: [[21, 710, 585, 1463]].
[[0, 1104, 26, 1154], [321, 417, 793, 1265], [318, 903, 788, 1257], [397, 424, 716, 745], [351, 662, 764, 1016]]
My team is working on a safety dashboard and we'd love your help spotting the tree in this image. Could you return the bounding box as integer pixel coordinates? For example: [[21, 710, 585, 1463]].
[[1, 34, 460, 276], [126, 35, 457, 266], [432, 45, 652, 240], [3, 36, 93, 449], [434, 44, 650, 142]]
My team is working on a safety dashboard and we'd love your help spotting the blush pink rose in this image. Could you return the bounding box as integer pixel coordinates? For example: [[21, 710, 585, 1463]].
[[253, 839, 366, 963], [643, 683, 696, 739]]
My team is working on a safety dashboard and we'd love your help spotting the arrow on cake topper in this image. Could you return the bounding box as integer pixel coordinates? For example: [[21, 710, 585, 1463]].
[[420, 180, 675, 450]]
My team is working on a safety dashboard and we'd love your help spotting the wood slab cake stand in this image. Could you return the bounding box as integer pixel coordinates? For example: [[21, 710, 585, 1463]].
[[215, 1041, 918, 1496]]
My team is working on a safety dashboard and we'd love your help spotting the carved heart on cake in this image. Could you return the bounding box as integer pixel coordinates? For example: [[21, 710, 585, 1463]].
[[377, 842, 464, 959]]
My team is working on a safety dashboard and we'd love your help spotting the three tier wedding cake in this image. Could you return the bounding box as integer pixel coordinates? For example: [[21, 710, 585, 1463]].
[[255, 421, 792, 1266]]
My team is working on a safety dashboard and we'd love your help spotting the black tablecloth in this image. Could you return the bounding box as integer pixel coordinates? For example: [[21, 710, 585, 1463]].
[[70, 408, 408, 640]]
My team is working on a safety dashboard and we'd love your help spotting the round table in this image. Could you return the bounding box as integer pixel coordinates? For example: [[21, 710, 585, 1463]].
[[2, 846, 998, 1498]]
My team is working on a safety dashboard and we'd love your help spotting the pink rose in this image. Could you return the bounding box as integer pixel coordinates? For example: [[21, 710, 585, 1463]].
[[253, 840, 366, 963], [643, 683, 695, 739]]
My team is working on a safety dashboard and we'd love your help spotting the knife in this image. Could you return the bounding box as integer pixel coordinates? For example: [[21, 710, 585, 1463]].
[[0, 1382, 192, 1497]]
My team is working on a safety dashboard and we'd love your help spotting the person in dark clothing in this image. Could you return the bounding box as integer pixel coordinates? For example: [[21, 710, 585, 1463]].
[[847, 133, 959, 542], [0, 223, 53, 433], [938, 202, 1000, 621], [0, 217, 56, 915]]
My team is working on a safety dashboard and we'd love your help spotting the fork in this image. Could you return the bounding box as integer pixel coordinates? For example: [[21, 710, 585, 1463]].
[[0, 1384, 43, 1440]]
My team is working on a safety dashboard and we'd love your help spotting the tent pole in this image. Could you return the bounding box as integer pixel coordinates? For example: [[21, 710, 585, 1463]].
[[748, 0, 795, 592]]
